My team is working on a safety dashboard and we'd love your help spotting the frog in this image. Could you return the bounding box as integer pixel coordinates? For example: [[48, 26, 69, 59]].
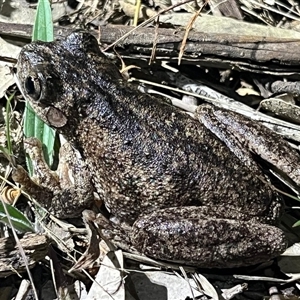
[[15, 31, 300, 268]]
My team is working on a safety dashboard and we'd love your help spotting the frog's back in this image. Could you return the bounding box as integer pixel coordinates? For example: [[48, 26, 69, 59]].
[[77, 81, 280, 224]]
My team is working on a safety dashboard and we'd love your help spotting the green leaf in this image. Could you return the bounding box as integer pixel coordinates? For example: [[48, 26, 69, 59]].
[[24, 104, 56, 174], [5, 93, 15, 155], [24, 0, 55, 175], [0, 146, 11, 158], [293, 220, 300, 227], [0, 146, 15, 165], [32, 0, 54, 42], [0, 202, 34, 233]]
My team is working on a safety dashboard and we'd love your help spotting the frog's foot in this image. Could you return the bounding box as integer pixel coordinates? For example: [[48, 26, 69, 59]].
[[130, 206, 287, 268], [12, 137, 94, 218], [22, 137, 60, 188], [195, 104, 300, 186], [94, 214, 139, 253], [12, 165, 54, 205]]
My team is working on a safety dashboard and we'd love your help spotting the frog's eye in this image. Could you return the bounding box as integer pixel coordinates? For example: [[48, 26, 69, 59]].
[[24, 72, 44, 101]]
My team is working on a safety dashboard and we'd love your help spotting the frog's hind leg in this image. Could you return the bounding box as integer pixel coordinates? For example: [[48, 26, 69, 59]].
[[195, 104, 300, 186], [130, 206, 287, 268]]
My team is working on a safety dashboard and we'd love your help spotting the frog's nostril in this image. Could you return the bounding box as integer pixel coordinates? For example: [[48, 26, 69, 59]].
[[24, 74, 42, 101]]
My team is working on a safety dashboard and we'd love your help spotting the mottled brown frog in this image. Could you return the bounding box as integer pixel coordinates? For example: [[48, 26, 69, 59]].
[[15, 31, 300, 268]]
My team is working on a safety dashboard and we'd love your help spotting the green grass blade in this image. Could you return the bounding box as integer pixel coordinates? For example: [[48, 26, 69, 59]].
[[0, 202, 34, 233], [24, 0, 55, 175], [5, 93, 15, 155], [32, 0, 54, 42]]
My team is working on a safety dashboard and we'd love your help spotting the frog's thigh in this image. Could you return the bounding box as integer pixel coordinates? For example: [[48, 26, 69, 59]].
[[195, 105, 262, 174], [195, 104, 300, 185], [130, 206, 287, 268]]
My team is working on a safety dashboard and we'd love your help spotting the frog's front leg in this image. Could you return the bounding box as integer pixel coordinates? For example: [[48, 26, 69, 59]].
[[195, 105, 300, 185], [130, 207, 287, 268], [12, 137, 94, 218]]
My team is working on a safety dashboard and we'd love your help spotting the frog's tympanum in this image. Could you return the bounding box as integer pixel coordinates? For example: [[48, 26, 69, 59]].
[[15, 31, 300, 268]]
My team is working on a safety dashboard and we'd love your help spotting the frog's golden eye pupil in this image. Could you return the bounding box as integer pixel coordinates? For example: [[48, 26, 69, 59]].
[[24, 75, 41, 101]]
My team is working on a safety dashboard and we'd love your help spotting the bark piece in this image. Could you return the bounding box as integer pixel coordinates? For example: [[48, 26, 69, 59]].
[[0, 233, 50, 277]]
